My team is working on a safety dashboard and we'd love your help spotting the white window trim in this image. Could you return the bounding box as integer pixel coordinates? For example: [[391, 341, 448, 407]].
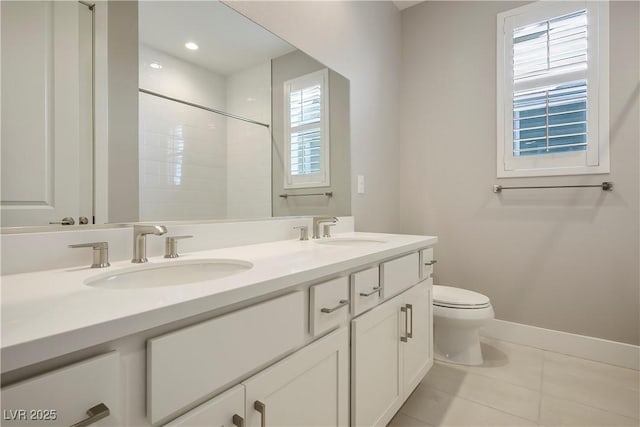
[[283, 68, 331, 189], [496, 1, 609, 178]]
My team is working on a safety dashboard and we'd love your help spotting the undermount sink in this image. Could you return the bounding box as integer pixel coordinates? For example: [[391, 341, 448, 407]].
[[85, 259, 253, 289], [314, 237, 387, 246]]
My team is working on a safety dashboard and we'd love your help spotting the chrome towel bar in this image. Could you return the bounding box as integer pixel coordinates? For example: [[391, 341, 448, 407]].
[[279, 192, 333, 198], [493, 182, 613, 193]]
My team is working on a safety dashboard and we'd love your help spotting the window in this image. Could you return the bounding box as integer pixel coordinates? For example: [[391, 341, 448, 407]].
[[497, 1, 609, 177], [284, 69, 330, 189]]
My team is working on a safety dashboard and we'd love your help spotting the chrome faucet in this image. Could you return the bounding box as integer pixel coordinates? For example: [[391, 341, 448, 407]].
[[132, 224, 167, 263], [312, 217, 338, 239]]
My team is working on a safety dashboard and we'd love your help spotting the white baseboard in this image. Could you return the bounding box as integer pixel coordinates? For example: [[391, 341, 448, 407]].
[[481, 319, 640, 371]]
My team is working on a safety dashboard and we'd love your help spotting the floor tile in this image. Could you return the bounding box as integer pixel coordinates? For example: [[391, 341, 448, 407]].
[[542, 351, 640, 419], [387, 412, 435, 427], [422, 362, 541, 422], [440, 337, 545, 391], [540, 394, 639, 426], [399, 384, 537, 427]]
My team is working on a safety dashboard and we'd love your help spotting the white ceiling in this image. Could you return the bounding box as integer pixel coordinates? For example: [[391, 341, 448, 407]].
[[139, 1, 295, 76], [392, 1, 425, 11]]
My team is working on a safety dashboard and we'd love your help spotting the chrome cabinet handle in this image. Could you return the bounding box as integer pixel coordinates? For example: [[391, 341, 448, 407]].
[[232, 414, 245, 427], [50, 217, 75, 225], [400, 305, 409, 342], [359, 286, 381, 297], [69, 242, 110, 268], [424, 260, 437, 266], [407, 303, 413, 339], [254, 401, 266, 427], [164, 235, 193, 258], [320, 299, 349, 313], [70, 403, 110, 427]]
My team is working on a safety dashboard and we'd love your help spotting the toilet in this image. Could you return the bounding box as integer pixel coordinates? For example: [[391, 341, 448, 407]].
[[432, 285, 494, 366]]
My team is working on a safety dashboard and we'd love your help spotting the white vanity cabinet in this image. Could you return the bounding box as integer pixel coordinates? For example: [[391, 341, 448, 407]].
[[1, 352, 122, 426], [1, 236, 437, 427], [351, 279, 433, 427]]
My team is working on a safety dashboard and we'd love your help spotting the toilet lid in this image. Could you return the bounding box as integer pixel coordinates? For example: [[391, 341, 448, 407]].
[[433, 285, 490, 308]]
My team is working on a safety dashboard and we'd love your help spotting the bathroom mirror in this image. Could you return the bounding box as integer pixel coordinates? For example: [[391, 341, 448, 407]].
[[0, 0, 351, 228]]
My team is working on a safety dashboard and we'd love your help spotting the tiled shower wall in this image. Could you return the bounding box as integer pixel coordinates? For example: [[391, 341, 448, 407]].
[[138, 45, 271, 221]]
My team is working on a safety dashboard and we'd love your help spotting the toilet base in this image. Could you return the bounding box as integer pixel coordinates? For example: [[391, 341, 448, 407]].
[[434, 326, 484, 366]]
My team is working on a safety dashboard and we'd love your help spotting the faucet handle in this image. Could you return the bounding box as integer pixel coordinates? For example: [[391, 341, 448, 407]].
[[322, 223, 336, 238], [293, 226, 309, 241], [164, 235, 193, 258], [69, 242, 110, 268]]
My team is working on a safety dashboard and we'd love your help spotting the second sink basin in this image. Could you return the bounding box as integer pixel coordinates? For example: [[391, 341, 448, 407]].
[[86, 259, 253, 290]]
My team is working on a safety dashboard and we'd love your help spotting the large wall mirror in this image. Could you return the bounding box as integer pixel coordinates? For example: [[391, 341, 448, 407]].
[[0, 0, 350, 228]]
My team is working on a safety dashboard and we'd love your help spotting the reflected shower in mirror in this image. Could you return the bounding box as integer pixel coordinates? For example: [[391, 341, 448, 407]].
[[138, 1, 291, 221], [138, 1, 351, 222]]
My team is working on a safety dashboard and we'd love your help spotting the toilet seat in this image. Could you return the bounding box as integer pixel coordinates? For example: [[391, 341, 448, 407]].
[[433, 285, 491, 309]]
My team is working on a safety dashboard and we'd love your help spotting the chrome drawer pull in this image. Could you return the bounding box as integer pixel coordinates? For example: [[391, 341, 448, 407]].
[[70, 403, 110, 427], [232, 414, 245, 427], [321, 299, 349, 313], [359, 286, 381, 297], [400, 305, 409, 342], [407, 303, 413, 339], [254, 401, 266, 427], [424, 260, 437, 266]]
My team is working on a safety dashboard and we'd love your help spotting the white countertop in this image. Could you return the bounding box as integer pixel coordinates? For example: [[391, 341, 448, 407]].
[[1, 232, 436, 373]]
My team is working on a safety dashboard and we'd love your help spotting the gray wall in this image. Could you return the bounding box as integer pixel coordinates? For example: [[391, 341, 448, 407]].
[[227, 1, 402, 232], [399, 1, 639, 345], [271, 50, 351, 217]]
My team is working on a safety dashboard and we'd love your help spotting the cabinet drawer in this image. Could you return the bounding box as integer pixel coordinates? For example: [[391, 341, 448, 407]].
[[420, 248, 435, 280], [351, 266, 380, 316], [381, 252, 420, 299], [1, 352, 122, 426], [164, 384, 244, 427], [148, 291, 305, 425], [310, 277, 349, 336]]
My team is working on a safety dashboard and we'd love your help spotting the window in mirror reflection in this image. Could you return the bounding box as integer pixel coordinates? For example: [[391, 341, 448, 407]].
[[284, 69, 330, 189]]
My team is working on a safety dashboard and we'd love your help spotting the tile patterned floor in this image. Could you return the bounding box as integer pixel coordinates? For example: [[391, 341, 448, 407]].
[[388, 337, 640, 427]]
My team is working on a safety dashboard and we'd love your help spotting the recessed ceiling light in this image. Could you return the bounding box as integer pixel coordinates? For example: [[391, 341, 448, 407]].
[[185, 42, 199, 50], [149, 62, 163, 69]]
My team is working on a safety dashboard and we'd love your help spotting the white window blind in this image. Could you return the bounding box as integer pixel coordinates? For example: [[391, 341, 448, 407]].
[[497, 1, 609, 178], [289, 84, 322, 176], [284, 69, 330, 189], [513, 10, 588, 83], [513, 10, 588, 157]]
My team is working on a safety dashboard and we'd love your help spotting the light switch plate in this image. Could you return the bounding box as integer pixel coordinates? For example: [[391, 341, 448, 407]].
[[357, 175, 365, 194]]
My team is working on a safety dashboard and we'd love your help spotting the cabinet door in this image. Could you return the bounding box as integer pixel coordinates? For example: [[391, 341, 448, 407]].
[[351, 294, 404, 427], [164, 384, 244, 427], [244, 327, 349, 427], [402, 279, 434, 395]]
